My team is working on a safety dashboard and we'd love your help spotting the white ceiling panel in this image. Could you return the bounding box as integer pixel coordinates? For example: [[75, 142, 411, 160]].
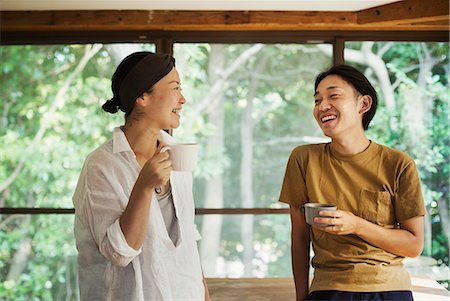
[[1, 0, 402, 12]]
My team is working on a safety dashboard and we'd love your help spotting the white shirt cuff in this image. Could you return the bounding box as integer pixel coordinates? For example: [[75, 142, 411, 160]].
[[107, 219, 142, 257]]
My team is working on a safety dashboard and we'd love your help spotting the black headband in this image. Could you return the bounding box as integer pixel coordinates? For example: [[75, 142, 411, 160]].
[[118, 53, 175, 114]]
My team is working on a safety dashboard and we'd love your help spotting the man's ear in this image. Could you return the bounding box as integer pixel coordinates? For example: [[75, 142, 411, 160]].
[[359, 95, 372, 114]]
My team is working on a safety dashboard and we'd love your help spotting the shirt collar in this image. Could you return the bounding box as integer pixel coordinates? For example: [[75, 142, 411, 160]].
[[158, 129, 177, 145], [112, 127, 178, 154], [112, 127, 132, 154]]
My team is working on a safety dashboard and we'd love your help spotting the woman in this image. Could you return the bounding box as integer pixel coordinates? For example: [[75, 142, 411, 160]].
[[73, 51, 211, 301], [280, 65, 425, 301]]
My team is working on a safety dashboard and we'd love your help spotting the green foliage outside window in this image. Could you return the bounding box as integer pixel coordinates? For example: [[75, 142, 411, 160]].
[[0, 41, 448, 299]]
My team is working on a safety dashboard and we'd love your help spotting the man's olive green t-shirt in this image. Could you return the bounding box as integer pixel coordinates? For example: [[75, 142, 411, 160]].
[[279, 141, 426, 292]]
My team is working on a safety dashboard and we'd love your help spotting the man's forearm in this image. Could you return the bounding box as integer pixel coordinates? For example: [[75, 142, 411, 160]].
[[355, 216, 424, 258], [292, 236, 310, 300]]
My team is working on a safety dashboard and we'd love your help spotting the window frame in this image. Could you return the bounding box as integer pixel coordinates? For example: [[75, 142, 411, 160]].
[[0, 29, 448, 216]]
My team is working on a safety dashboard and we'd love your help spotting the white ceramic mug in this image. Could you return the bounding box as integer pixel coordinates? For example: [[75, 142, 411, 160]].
[[161, 143, 199, 172], [303, 203, 337, 226]]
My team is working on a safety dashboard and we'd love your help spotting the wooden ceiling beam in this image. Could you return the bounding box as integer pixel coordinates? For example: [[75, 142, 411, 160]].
[[2, 10, 355, 30], [1, 10, 449, 32], [358, 0, 449, 25]]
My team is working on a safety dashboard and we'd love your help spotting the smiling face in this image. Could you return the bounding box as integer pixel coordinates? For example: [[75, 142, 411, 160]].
[[139, 67, 186, 130], [313, 74, 371, 140]]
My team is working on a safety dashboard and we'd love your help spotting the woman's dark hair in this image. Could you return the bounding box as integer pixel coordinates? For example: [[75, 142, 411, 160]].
[[314, 64, 378, 130], [102, 52, 150, 115], [102, 51, 175, 117]]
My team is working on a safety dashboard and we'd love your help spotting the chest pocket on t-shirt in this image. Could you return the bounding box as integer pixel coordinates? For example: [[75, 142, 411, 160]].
[[359, 189, 395, 226]]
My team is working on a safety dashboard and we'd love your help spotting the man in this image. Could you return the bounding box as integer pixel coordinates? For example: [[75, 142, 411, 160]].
[[279, 64, 425, 301]]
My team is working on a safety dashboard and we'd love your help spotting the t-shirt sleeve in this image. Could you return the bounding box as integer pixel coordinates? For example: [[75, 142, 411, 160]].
[[279, 148, 308, 207], [395, 159, 427, 222]]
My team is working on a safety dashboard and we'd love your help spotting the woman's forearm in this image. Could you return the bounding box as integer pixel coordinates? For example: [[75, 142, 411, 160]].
[[119, 177, 155, 250]]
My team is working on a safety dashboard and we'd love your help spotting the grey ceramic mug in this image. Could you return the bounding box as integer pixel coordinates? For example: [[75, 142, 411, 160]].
[[303, 203, 337, 226]]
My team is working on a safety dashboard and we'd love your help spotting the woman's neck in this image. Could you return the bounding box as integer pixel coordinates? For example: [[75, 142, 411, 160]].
[[122, 122, 159, 159]]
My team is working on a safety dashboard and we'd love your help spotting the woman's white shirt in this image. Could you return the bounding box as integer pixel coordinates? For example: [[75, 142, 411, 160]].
[[73, 127, 204, 301]]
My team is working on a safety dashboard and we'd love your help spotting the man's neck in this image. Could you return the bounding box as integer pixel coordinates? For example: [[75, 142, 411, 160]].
[[331, 133, 370, 156]]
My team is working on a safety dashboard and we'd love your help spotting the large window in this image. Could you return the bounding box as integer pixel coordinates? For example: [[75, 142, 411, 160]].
[[1, 39, 449, 299]]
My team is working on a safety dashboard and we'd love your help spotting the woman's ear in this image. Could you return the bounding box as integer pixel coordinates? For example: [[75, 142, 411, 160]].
[[359, 95, 372, 114], [135, 96, 147, 107]]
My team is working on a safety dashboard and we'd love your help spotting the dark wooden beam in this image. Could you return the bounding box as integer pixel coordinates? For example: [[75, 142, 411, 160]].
[[2, 10, 448, 33], [196, 208, 290, 215], [0, 207, 290, 215], [155, 38, 174, 55], [358, 0, 449, 25], [0, 10, 354, 31], [2, 29, 447, 45], [333, 38, 345, 65]]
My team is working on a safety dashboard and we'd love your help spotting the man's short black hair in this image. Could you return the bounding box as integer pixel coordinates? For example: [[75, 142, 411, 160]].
[[314, 64, 378, 130]]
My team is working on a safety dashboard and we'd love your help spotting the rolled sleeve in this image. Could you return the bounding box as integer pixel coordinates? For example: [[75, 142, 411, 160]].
[[80, 149, 143, 267], [106, 219, 142, 264]]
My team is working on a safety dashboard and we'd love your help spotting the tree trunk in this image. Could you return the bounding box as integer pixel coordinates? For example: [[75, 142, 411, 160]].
[[240, 92, 254, 276], [199, 44, 226, 276], [7, 191, 34, 281], [240, 52, 268, 276], [412, 43, 448, 255], [183, 45, 263, 276], [104, 44, 143, 66], [186, 44, 264, 126], [6, 218, 31, 280]]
